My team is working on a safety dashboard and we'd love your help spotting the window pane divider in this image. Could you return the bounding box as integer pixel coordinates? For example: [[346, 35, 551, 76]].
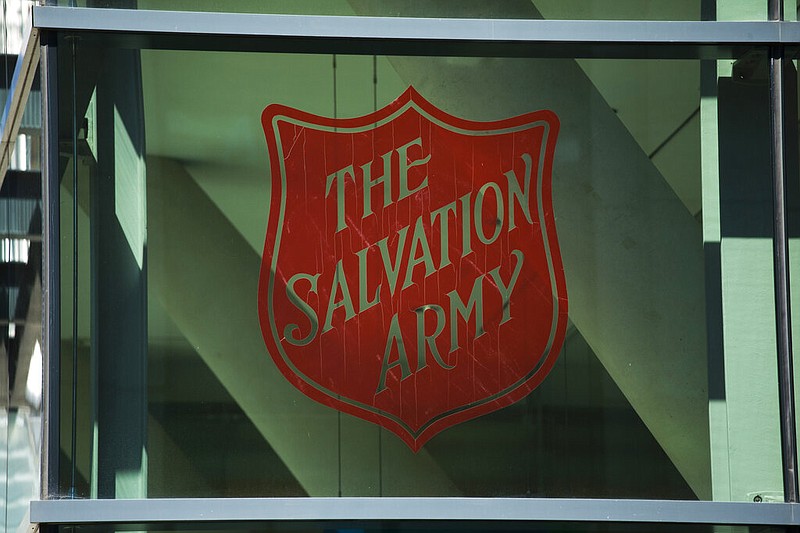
[[29, 498, 800, 526], [31, 6, 800, 45]]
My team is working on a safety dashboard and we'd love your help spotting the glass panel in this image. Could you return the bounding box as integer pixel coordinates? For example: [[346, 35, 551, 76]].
[[41, 0, 769, 21], [0, 68, 42, 533], [53, 33, 780, 501], [0, 0, 42, 519]]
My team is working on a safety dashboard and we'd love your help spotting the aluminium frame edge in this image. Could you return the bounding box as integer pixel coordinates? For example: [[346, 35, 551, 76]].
[[770, 47, 800, 504], [28, 497, 800, 526], [40, 30, 60, 500], [30, 5, 800, 45]]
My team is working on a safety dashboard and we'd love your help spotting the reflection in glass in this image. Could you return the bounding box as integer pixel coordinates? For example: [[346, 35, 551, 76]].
[[0, 60, 42, 532], [52, 32, 785, 502], [41, 0, 768, 21]]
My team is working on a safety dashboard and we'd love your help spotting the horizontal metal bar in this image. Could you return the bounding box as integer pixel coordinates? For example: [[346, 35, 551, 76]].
[[31, 6, 800, 45], [29, 498, 800, 526], [0, 21, 40, 192]]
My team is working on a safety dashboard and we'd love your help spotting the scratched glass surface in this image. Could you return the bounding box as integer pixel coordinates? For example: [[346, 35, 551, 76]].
[[53, 34, 783, 501]]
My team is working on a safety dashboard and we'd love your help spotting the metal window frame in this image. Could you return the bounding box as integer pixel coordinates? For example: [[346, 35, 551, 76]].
[[27, 6, 800, 45], [28, 497, 800, 526], [40, 30, 59, 504], [31, 4, 800, 528]]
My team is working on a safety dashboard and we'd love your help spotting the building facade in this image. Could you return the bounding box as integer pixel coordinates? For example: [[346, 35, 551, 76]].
[[0, 0, 798, 532]]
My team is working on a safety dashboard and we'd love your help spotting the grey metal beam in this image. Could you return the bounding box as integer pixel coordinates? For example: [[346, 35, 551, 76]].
[[29, 497, 800, 525], [30, 6, 800, 45]]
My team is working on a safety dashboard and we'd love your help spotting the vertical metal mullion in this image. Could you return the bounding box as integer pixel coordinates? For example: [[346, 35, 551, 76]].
[[769, 0, 784, 21], [40, 30, 60, 499], [769, 0, 798, 506], [771, 43, 799, 503]]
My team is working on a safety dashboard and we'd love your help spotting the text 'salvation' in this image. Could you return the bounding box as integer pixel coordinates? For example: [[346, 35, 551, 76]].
[[282, 137, 536, 394]]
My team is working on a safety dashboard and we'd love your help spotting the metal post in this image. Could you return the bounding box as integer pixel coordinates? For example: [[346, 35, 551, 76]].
[[39, 30, 60, 499], [770, 45, 799, 503], [769, 0, 784, 21]]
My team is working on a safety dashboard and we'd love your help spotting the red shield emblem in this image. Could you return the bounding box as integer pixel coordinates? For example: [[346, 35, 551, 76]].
[[259, 87, 567, 451]]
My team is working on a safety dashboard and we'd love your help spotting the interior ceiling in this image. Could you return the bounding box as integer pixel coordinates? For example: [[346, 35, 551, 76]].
[[138, 0, 700, 19], [141, 55, 701, 254], [139, 0, 703, 354], [130, 0, 711, 497]]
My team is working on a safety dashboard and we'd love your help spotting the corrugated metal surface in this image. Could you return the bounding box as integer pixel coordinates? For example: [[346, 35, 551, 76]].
[[0, 197, 40, 236]]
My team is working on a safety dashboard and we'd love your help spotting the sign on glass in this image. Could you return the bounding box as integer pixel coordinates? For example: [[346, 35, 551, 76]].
[[259, 87, 568, 450]]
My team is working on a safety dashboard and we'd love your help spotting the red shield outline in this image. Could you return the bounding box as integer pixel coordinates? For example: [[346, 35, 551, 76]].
[[259, 87, 568, 451]]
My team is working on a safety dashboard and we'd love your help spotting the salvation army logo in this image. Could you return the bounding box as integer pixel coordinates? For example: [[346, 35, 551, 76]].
[[258, 87, 568, 451]]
